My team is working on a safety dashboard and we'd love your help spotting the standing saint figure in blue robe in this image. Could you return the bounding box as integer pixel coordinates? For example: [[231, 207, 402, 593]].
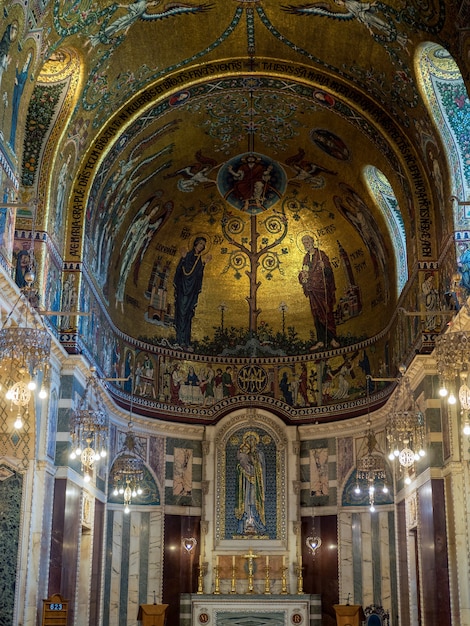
[[9, 51, 32, 150], [173, 236, 210, 348], [235, 431, 266, 536]]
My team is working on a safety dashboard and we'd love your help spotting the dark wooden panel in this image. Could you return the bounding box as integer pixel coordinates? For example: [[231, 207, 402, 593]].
[[302, 515, 338, 626], [48, 478, 66, 594], [162, 514, 200, 626], [419, 479, 451, 626], [48, 478, 81, 626]]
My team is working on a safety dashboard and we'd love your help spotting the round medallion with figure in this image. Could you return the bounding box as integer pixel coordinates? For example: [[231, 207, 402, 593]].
[[217, 152, 287, 214]]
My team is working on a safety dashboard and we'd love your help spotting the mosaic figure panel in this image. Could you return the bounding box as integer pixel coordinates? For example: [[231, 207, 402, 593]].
[[224, 426, 277, 540], [173, 448, 193, 497]]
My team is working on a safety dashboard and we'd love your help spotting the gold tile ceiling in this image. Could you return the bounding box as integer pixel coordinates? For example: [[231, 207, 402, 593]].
[[2, 0, 469, 420]]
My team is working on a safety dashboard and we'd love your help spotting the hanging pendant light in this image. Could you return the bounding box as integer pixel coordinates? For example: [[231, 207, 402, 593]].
[[305, 508, 322, 557], [69, 372, 108, 482], [0, 266, 51, 430], [111, 424, 144, 512]]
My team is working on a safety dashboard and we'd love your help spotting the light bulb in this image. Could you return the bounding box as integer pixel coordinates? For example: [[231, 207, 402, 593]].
[[100, 449, 107, 458], [464, 423, 470, 436], [132, 489, 137, 497], [419, 449, 426, 457], [119, 487, 124, 495], [124, 505, 130, 514], [448, 393, 457, 405], [27, 379, 36, 391], [14, 417, 23, 429], [388, 452, 394, 461], [137, 487, 143, 495], [354, 485, 361, 494], [393, 449, 400, 457], [370, 505, 376, 513], [70, 451, 76, 460], [39, 387, 47, 399], [93, 452, 100, 461], [84, 473, 91, 483], [414, 453, 420, 461], [113, 488, 119, 496], [439, 386, 448, 397], [405, 476, 411, 485], [5, 389, 13, 400], [383, 485, 389, 493], [75, 446, 82, 456]]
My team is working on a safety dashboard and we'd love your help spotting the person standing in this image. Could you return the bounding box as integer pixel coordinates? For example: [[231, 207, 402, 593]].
[[9, 51, 32, 149], [173, 236, 210, 348], [235, 431, 266, 535], [0, 22, 18, 95], [299, 234, 339, 349]]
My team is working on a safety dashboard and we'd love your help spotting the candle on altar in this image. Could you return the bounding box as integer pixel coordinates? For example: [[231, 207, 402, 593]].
[[199, 554, 202, 567], [266, 555, 269, 567], [232, 555, 235, 568], [216, 555, 219, 566], [283, 555, 285, 567]]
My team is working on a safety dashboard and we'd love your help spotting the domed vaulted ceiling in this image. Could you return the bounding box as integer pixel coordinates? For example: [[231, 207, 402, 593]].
[[3, 0, 470, 423]]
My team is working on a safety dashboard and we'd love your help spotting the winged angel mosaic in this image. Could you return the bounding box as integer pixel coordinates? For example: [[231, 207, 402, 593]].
[[283, 1, 409, 50], [52, 1, 213, 50]]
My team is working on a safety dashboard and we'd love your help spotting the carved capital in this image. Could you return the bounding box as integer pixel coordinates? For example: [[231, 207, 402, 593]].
[[202, 441, 210, 456], [201, 480, 210, 495], [200, 520, 209, 535], [292, 440, 300, 455], [292, 480, 301, 495], [293, 521, 302, 535]]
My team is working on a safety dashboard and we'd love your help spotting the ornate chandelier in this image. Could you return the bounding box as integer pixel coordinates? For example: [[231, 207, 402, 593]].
[[111, 422, 144, 513], [386, 374, 425, 484], [69, 374, 108, 483], [0, 268, 50, 429], [434, 329, 470, 434], [355, 418, 388, 512]]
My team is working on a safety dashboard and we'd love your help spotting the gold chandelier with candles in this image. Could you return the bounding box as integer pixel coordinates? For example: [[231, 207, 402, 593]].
[[355, 404, 388, 512], [0, 266, 50, 429], [386, 372, 426, 485], [434, 330, 470, 434], [69, 373, 108, 483], [111, 421, 144, 513]]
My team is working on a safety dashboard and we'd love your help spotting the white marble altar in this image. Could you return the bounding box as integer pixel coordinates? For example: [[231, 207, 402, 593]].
[[180, 594, 321, 626]]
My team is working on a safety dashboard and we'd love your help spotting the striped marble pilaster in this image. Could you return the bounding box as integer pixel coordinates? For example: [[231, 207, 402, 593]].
[[109, 511, 124, 624], [378, 511, 391, 608], [361, 512, 373, 606], [180, 593, 192, 626], [147, 510, 164, 604], [127, 512, 141, 622], [351, 512, 363, 603], [338, 510, 354, 602], [387, 511, 398, 623], [309, 593, 322, 626]]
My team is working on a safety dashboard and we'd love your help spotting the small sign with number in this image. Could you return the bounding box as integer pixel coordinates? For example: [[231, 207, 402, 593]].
[[42, 594, 68, 625]]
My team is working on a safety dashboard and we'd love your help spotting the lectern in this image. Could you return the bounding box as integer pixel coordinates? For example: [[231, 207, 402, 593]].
[[137, 603, 168, 626], [333, 604, 365, 626]]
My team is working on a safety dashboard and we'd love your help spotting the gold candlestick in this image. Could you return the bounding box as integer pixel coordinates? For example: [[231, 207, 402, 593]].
[[197, 559, 205, 594], [213, 565, 221, 594], [230, 556, 237, 594], [264, 556, 271, 594], [281, 565, 288, 594], [296, 561, 304, 595]]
